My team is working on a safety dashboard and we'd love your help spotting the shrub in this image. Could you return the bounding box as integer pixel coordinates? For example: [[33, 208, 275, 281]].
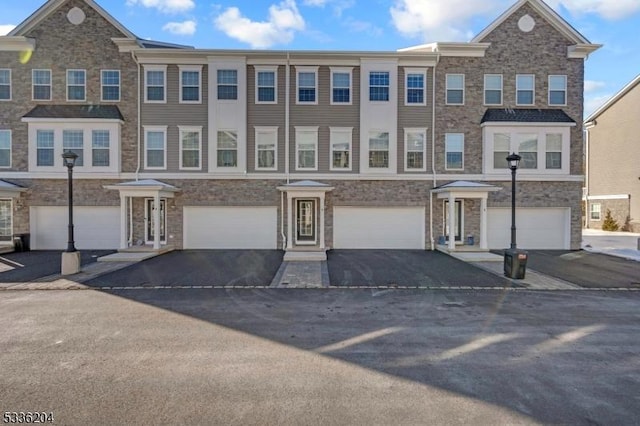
[[601, 209, 619, 231]]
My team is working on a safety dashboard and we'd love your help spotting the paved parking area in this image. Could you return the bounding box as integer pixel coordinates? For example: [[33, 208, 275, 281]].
[[85, 250, 283, 288], [0, 250, 114, 282]]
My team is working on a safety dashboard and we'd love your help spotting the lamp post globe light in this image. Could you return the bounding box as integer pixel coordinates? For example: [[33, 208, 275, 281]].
[[61, 150, 81, 275], [503, 152, 528, 279]]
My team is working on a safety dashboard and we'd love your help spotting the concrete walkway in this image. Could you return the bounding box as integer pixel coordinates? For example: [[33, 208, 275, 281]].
[[270, 261, 330, 288]]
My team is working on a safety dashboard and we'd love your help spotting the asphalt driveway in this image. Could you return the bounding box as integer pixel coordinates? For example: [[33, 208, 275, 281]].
[[328, 250, 515, 287], [85, 250, 283, 288], [0, 250, 114, 282]]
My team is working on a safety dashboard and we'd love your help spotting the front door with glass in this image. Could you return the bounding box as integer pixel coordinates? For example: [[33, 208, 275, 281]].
[[145, 198, 166, 244], [444, 200, 463, 242], [296, 199, 316, 245]]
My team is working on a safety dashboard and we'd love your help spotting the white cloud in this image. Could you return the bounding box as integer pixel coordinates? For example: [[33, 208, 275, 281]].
[[214, 0, 305, 49], [303, 0, 327, 5], [126, 0, 195, 14], [585, 94, 612, 117], [584, 80, 606, 93], [343, 18, 383, 37], [0, 24, 16, 35], [162, 20, 196, 35], [390, 0, 507, 42], [545, 0, 640, 20]]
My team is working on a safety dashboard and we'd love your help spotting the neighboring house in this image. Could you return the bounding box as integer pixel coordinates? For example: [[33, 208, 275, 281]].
[[584, 75, 640, 232], [0, 0, 599, 255]]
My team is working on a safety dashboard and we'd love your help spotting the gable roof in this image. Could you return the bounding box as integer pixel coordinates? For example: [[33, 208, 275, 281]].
[[481, 108, 576, 124], [585, 74, 640, 123]]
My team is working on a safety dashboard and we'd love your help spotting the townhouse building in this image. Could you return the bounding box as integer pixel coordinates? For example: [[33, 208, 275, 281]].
[[0, 0, 599, 256]]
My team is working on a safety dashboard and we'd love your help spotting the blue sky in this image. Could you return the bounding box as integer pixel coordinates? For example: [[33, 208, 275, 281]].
[[3, 0, 640, 117]]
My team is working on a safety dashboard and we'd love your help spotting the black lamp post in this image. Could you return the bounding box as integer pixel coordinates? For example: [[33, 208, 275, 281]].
[[506, 152, 521, 249], [62, 150, 78, 252]]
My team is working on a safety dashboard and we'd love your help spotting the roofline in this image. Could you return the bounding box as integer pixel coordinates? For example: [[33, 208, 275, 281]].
[[584, 74, 640, 123]]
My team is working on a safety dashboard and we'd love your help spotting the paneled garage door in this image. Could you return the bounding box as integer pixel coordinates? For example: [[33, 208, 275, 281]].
[[183, 206, 277, 249], [30, 206, 120, 250], [487, 207, 570, 249], [333, 207, 425, 249]]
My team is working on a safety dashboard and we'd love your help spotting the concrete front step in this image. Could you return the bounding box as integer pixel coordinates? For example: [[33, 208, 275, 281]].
[[283, 250, 327, 261], [98, 246, 175, 262]]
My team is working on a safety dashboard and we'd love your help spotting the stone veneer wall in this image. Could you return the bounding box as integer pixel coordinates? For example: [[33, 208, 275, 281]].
[[587, 199, 633, 231]]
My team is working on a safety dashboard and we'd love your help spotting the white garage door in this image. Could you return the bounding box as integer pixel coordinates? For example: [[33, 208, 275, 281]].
[[487, 208, 570, 249], [333, 207, 425, 249], [183, 206, 277, 249], [30, 206, 120, 250]]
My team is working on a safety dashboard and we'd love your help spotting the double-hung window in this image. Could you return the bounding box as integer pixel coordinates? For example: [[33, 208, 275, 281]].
[[446, 74, 464, 105], [406, 70, 426, 105], [369, 72, 389, 101], [256, 67, 277, 103], [180, 66, 201, 103], [484, 74, 502, 105], [445, 133, 464, 170], [255, 127, 278, 170], [590, 203, 601, 221], [0, 130, 10, 167], [0, 69, 10, 101], [295, 127, 318, 170], [36, 130, 54, 166], [67, 70, 86, 101], [145, 127, 166, 169], [216, 130, 237, 168], [0, 199, 11, 242], [548, 75, 567, 106], [331, 68, 351, 104], [63, 130, 84, 166], [217, 70, 238, 100], [145, 66, 166, 102], [545, 133, 562, 169], [33, 70, 52, 101], [297, 68, 317, 104], [492, 133, 511, 169], [405, 129, 426, 170], [516, 74, 535, 105], [91, 130, 110, 167], [369, 131, 389, 168], [518, 133, 538, 169], [101, 70, 120, 102], [329, 127, 352, 171], [178, 127, 201, 169]]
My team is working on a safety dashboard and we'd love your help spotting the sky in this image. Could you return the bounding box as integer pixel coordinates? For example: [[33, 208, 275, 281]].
[[2, 0, 640, 118]]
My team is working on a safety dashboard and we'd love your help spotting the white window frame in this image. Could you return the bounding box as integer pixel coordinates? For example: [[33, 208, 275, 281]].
[[179, 65, 202, 104], [405, 68, 427, 106], [548, 75, 567, 106], [144, 126, 167, 170], [516, 74, 535, 106], [590, 203, 601, 221], [91, 130, 110, 167], [296, 66, 318, 105], [445, 133, 465, 171], [404, 128, 427, 171], [62, 129, 85, 166], [329, 127, 352, 171], [144, 65, 167, 104], [215, 129, 239, 169], [368, 130, 390, 169], [295, 126, 318, 171], [330, 67, 352, 105], [369, 71, 390, 102], [217, 69, 238, 101], [101, 69, 120, 102], [66, 69, 86, 102], [446, 74, 465, 105], [0, 199, 13, 244], [0, 130, 11, 168], [255, 126, 278, 171], [255, 66, 278, 104], [179, 126, 202, 170], [32, 69, 52, 101], [484, 74, 503, 106], [0, 69, 11, 101]]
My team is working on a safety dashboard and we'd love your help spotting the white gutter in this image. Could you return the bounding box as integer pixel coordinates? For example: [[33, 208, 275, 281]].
[[131, 51, 141, 181], [285, 52, 291, 184], [584, 120, 595, 228], [280, 191, 286, 250], [429, 54, 440, 250]]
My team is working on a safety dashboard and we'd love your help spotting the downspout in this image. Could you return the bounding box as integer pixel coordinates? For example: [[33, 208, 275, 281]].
[[129, 197, 133, 246], [584, 121, 595, 228], [131, 50, 141, 181], [281, 191, 286, 250], [429, 54, 440, 250], [285, 52, 291, 184]]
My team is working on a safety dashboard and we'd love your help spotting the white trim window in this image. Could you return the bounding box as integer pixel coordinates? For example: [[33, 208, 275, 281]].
[[216, 130, 237, 168], [492, 132, 511, 169], [368, 131, 389, 168], [330, 67, 352, 105], [0, 130, 11, 168], [36, 130, 54, 166], [67, 69, 86, 101], [0, 69, 11, 101], [517, 133, 538, 169], [91, 130, 110, 167], [32, 69, 52, 101], [405, 128, 426, 171], [484, 74, 502, 105], [101, 70, 120, 102], [548, 75, 567, 106], [445, 133, 464, 170], [63, 130, 84, 166], [180, 66, 202, 104], [446, 74, 464, 105], [0, 199, 12, 243], [180, 126, 202, 170], [297, 67, 318, 104], [145, 66, 167, 103], [545, 133, 562, 169], [369, 71, 390, 101], [590, 203, 601, 221], [516, 74, 535, 105], [217, 69, 238, 100], [329, 127, 352, 171], [144, 126, 167, 169], [295, 127, 318, 171], [255, 127, 278, 171], [405, 69, 426, 105], [255, 66, 277, 104]]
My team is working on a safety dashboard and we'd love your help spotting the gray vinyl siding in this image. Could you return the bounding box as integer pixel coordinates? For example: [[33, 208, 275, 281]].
[[397, 67, 433, 174], [289, 65, 360, 174], [140, 64, 209, 172]]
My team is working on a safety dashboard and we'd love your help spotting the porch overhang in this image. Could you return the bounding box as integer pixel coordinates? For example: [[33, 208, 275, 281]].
[[0, 180, 28, 199], [277, 180, 334, 197], [103, 179, 179, 198]]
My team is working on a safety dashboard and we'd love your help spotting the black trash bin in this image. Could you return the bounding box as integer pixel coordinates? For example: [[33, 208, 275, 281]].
[[13, 233, 30, 252], [504, 248, 527, 279]]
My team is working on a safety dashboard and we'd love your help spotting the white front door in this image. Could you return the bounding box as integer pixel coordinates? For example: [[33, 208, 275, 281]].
[[145, 198, 166, 244], [296, 199, 316, 245], [444, 200, 463, 242], [0, 200, 12, 243]]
